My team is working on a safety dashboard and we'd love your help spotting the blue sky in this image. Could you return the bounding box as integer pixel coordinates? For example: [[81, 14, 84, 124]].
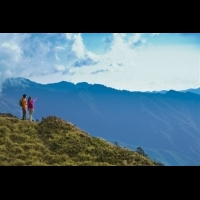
[[0, 33, 199, 92]]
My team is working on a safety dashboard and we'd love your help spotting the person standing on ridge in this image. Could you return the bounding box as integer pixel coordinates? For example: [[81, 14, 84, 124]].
[[21, 94, 27, 120], [27, 96, 38, 122]]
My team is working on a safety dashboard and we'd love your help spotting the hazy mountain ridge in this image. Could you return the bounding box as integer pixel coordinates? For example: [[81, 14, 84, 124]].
[[180, 88, 200, 95], [1, 77, 200, 166], [3, 77, 200, 95]]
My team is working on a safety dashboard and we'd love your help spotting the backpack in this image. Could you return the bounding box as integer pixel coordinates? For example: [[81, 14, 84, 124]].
[[19, 99, 22, 107]]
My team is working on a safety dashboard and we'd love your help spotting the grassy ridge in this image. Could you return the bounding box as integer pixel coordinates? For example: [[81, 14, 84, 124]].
[[0, 113, 158, 166]]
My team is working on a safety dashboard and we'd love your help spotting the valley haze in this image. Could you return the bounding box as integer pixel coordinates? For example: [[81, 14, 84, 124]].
[[1, 77, 200, 166]]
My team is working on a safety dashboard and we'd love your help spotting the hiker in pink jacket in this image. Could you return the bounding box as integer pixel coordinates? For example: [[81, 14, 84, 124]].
[[27, 96, 38, 122]]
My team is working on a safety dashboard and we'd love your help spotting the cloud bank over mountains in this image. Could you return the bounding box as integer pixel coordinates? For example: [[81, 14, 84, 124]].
[[0, 33, 199, 92]]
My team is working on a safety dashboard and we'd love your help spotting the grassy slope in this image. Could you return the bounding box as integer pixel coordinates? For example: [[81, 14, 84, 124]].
[[0, 114, 157, 166]]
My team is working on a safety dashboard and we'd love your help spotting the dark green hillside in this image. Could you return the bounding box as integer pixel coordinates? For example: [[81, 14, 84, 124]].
[[0, 113, 159, 166]]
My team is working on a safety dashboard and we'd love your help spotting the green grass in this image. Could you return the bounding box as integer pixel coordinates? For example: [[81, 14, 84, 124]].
[[0, 113, 160, 166]]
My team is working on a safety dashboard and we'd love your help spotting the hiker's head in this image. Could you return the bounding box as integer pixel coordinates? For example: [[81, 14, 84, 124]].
[[28, 96, 31, 101], [23, 94, 26, 98]]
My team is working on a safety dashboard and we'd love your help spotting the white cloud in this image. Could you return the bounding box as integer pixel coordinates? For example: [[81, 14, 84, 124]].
[[0, 33, 199, 92], [2, 42, 22, 62], [58, 43, 199, 91], [55, 65, 65, 71], [65, 33, 74, 40], [86, 51, 99, 62], [65, 33, 86, 58], [55, 54, 60, 60], [71, 34, 85, 58], [126, 33, 142, 45], [56, 46, 65, 50]]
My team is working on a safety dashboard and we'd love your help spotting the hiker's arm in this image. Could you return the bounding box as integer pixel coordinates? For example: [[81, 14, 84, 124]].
[[32, 97, 38, 102]]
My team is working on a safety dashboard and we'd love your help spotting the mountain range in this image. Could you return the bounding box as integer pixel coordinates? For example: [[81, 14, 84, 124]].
[[1, 77, 200, 166]]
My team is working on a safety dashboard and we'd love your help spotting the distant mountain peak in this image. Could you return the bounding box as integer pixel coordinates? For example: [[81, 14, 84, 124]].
[[2, 77, 43, 89], [76, 82, 91, 89]]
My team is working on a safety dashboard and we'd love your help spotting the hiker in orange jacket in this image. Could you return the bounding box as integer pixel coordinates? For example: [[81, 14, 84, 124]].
[[21, 94, 27, 120]]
